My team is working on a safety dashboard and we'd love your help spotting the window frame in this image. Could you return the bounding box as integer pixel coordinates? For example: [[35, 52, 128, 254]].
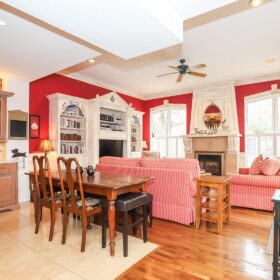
[[245, 90, 280, 165], [150, 103, 186, 158]]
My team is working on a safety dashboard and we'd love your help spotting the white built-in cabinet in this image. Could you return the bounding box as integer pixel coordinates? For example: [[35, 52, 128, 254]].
[[48, 92, 143, 166]]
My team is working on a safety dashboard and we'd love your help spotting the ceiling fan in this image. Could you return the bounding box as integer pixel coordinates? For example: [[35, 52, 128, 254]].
[[157, 59, 207, 83]]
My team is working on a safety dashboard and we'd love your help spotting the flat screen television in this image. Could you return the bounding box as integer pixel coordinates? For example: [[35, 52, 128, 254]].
[[99, 140, 123, 158], [10, 120, 27, 138]]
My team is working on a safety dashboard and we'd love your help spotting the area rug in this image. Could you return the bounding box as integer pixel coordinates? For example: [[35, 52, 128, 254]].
[[0, 203, 158, 280]]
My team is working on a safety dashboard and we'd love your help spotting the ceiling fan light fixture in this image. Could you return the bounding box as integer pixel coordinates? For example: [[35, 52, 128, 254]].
[[249, 0, 265, 7], [157, 58, 207, 83]]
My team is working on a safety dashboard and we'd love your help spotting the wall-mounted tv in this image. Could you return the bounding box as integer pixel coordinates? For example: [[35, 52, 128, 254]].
[[99, 140, 123, 158]]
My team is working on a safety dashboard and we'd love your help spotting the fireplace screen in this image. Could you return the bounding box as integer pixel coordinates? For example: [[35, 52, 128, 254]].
[[197, 154, 222, 176]]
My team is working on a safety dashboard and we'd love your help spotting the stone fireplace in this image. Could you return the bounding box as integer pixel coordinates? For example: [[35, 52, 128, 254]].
[[184, 83, 241, 175]]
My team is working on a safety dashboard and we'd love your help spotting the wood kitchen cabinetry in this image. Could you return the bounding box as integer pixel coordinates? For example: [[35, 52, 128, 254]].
[[0, 80, 14, 160], [0, 81, 13, 142], [0, 162, 18, 210], [0, 80, 17, 210]]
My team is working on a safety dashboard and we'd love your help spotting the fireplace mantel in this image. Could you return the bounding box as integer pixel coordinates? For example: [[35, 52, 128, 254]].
[[184, 134, 241, 154], [183, 134, 240, 175], [184, 83, 240, 175], [190, 83, 239, 135], [186, 133, 241, 138]]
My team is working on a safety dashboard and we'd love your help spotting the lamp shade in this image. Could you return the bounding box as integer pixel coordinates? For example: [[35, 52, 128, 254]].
[[142, 140, 148, 149], [38, 139, 54, 153]]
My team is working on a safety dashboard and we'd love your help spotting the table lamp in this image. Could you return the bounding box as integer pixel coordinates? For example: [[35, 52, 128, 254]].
[[142, 140, 148, 150], [38, 139, 54, 157]]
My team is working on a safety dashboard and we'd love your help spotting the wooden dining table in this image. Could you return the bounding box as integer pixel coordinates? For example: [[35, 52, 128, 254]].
[[26, 170, 153, 257]]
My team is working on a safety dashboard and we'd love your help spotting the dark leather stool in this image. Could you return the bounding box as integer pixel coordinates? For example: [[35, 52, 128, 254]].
[[101, 192, 151, 257]]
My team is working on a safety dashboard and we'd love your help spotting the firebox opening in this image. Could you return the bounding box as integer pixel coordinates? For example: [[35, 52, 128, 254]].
[[197, 153, 223, 176]]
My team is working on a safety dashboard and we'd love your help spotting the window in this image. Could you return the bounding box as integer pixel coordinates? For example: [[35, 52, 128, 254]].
[[245, 93, 280, 166], [150, 104, 186, 158]]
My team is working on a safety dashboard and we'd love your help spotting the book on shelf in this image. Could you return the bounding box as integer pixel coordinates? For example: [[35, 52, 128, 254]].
[[61, 118, 82, 129], [60, 143, 84, 154], [60, 133, 82, 141]]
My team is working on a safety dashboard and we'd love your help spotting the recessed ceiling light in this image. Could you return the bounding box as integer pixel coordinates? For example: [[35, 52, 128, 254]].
[[0, 20, 7, 26], [88, 59, 95, 63], [217, 75, 223, 78], [248, 0, 265, 8], [147, 84, 152, 88], [266, 58, 276, 64]]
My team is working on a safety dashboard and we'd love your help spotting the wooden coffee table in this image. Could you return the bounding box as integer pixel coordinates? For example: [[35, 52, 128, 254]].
[[196, 175, 231, 234]]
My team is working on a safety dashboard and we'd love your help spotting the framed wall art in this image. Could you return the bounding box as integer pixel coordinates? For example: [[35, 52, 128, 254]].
[[29, 115, 40, 139]]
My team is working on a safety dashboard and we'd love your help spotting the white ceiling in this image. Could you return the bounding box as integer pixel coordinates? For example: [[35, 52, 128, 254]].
[[2, 0, 237, 59], [0, 7, 100, 81], [0, 0, 279, 98], [74, 0, 280, 98]]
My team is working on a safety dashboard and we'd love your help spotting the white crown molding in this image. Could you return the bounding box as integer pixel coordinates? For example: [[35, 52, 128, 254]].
[[64, 72, 280, 102], [235, 72, 280, 86], [64, 73, 143, 100], [141, 81, 236, 100], [142, 87, 194, 100]]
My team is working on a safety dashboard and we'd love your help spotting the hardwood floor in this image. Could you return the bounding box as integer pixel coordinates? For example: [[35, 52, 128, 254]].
[[119, 207, 273, 280]]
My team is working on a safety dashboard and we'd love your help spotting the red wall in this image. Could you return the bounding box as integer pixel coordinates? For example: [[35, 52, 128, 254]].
[[235, 80, 280, 152], [143, 94, 193, 149], [29, 74, 144, 153], [30, 73, 280, 154]]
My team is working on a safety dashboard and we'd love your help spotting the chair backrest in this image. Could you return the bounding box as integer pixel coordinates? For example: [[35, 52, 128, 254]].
[[32, 155, 54, 203], [57, 157, 86, 211]]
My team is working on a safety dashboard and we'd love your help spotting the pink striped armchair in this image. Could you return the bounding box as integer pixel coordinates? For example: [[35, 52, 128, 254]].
[[96, 157, 200, 225]]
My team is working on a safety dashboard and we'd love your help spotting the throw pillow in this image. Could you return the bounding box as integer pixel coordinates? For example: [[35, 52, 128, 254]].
[[261, 158, 280, 176], [249, 154, 263, 175]]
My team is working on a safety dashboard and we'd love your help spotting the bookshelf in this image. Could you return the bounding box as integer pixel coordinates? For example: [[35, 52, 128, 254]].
[[48, 94, 88, 166], [130, 111, 143, 158]]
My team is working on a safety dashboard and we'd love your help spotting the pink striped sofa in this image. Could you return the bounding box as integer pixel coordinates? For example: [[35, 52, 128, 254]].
[[231, 168, 280, 211], [96, 157, 200, 225]]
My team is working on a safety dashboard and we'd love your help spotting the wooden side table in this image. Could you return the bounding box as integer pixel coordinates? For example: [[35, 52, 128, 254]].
[[196, 175, 231, 234]]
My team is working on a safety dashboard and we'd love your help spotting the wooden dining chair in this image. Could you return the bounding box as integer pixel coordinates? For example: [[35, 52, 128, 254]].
[[33, 155, 64, 241], [57, 157, 105, 252]]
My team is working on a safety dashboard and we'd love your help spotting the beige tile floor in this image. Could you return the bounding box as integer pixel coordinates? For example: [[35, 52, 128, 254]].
[[0, 203, 158, 280]]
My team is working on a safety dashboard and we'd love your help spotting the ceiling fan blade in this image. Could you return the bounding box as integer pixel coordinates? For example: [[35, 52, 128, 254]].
[[190, 63, 206, 70], [168, 66, 179, 71], [176, 74, 184, 83], [157, 72, 178, 77], [188, 71, 207, 78]]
